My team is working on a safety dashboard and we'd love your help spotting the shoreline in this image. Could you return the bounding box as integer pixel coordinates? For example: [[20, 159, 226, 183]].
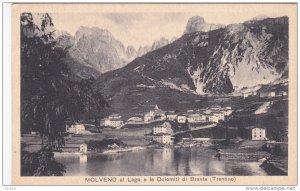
[[53, 144, 287, 176]]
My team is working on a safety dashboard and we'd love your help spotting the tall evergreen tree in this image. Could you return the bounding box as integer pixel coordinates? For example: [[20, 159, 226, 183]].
[[20, 13, 107, 175]]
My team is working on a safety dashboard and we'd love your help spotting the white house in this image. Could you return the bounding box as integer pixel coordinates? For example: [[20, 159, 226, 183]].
[[252, 127, 266, 140], [208, 114, 219, 123], [269, 92, 276, 97], [79, 143, 87, 154], [109, 113, 122, 120], [243, 92, 252, 98], [224, 109, 233, 116], [260, 91, 276, 98], [214, 112, 225, 121], [278, 91, 288, 96], [166, 113, 178, 121], [153, 122, 173, 135], [177, 115, 187, 123], [144, 113, 153, 122], [153, 133, 172, 144], [187, 114, 203, 123], [66, 124, 85, 134], [200, 114, 207, 121], [219, 107, 233, 116], [100, 114, 124, 128], [100, 118, 110, 126], [109, 119, 123, 128], [153, 126, 167, 134]]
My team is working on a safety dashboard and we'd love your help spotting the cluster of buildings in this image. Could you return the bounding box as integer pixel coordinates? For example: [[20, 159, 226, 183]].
[[144, 104, 233, 124], [97, 104, 233, 130], [243, 90, 288, 98], [144, 105, 166, 122]]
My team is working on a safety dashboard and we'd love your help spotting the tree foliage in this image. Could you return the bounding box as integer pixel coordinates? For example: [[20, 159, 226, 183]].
[[21, 146, 66, 176], [20, 13, 107, 176], [21, 13, 107, 147]]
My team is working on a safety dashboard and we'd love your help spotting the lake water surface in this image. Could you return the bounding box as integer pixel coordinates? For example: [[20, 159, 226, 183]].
[[55, 147, 267, 176]]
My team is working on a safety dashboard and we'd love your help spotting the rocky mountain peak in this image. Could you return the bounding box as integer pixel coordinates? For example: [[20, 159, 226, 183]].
[[184, 16, 224, 34], [74, 26, 115, 45]]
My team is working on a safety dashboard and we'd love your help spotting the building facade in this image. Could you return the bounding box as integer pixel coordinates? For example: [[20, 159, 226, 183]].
[[208, 115, 219, 123], [79, 143, 88, 154], [153, 133, 172, 144], [214, 112, 225, 121], [187, 114, 203, 123], [100, 114, 124, 128], [153, 122, 173, 135], [109, 119, 123, 128], [252, 127, 266, 140], [144, 113, 152, 122], [177, 115, 187, 123], [153, 126, 167, 134], [166, 113, 178, 121], [66, 124, 85, 134]]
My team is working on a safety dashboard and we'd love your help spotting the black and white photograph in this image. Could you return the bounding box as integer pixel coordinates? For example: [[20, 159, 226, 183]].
[[11, 3, 297, 185]]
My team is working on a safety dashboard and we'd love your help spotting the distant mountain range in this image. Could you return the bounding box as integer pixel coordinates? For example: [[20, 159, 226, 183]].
[[94, 16, 288, 97], [55, 27, 176, 76], [23, 14, 289, 117], [28, 14, 288, 96]]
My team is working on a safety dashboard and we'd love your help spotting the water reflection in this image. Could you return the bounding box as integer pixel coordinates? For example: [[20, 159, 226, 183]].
[[55, 147, 267, 176]]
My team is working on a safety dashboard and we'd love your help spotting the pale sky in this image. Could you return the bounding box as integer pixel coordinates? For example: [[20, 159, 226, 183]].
[[51, 11, 287, 49]]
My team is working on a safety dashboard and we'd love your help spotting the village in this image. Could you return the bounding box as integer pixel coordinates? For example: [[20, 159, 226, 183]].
[[22, 92, 288, 175], [64, 103, 279, 148], [23, 88, 288, 155], [66, 104, 235, 145]]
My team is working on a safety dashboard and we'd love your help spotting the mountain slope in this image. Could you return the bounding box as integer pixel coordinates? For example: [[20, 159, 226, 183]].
[[95, 16, 288, 98]]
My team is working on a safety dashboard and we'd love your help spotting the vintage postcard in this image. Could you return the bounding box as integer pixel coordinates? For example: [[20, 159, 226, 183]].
[[11, 3, 297, 185]]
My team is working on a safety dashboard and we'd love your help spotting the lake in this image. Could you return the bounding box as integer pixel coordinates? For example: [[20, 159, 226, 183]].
[[55, 147, 267, 176]]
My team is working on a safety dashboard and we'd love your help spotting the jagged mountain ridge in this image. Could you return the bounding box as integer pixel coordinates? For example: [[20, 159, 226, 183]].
[[94, 16, 288, 97], [56, 26, 176, 75]]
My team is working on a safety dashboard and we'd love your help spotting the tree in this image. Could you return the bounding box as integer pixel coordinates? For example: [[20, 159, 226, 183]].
[[21, 147, 66, 176], [20, 13, 107, 176]]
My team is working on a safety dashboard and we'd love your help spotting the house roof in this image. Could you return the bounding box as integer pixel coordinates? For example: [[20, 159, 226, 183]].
[[110, 119, 123, 122], [127, 117, 143, 121], [109, 113, 122, 118], [188, 114, 201, 117], [166, 113, 177, 116], [210, 104, 221, 108], [213, 112, 224, 114], [252, 127, 266, 130]]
